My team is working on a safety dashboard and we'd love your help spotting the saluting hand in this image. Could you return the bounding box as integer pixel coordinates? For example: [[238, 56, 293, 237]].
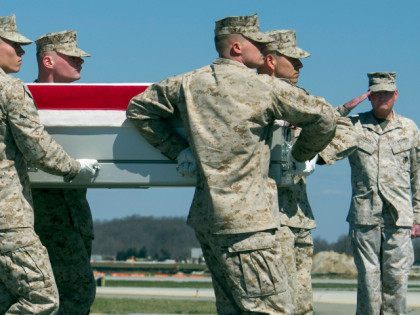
[[342, 90, 371, 110]]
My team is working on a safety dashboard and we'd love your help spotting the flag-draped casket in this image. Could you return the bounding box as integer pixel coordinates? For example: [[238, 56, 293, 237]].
[[27, 84, 285, 188]]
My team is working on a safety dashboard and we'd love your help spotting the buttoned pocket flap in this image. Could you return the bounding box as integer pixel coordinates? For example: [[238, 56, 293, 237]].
[[358, 138, 375, 155], [391, 139, 411, 154], [227, 232, 276, 253]]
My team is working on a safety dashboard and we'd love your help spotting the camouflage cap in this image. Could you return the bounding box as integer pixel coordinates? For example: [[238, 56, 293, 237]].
[[0, 14, 32, 45], [265, 30, 310, 59], [36, 30, 91, 57], [367, 72, 397, 92], [214, 14, 273, 43]]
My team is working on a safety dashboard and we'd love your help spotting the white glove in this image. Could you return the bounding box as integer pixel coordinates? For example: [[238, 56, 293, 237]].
[[291, 154, 317, 177], [73, 159, 100, 181], [176, 148, 197, 177]]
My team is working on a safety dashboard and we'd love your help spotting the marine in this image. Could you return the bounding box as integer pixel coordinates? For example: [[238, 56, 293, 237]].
[[258, 29, 368, 314], [32, 30, 96, 315], [0, 15, 98, 313], [324, 71, 419, 314], [127, 14, 337, 314]]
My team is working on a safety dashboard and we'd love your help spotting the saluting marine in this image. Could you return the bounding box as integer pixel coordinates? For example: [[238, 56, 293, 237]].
[[0, 15, 98, 314], [346, 72, 419, 315]]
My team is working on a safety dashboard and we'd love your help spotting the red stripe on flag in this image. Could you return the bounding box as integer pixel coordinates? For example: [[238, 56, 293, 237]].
[[26, 84, 150, 110]]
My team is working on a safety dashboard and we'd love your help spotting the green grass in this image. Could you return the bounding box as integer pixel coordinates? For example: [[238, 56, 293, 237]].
[[91, 297, 216, 314], [103, 280, 213, 289]]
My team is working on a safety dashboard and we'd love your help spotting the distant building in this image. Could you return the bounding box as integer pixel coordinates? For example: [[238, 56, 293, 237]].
[[191, 247, 204, 263]]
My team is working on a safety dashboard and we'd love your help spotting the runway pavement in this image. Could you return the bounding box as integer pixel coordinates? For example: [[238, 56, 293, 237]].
[[96, 286, 420, 307]]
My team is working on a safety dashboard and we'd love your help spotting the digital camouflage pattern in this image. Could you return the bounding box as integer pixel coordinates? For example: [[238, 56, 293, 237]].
[[0, 68, 80, 230], [265, 30, 310, 59], [195, 229, 293, 314], [0, 67, 80, 313], [318, 110, 359, 165], [351, 224, 414, 315], [127, 58, 336, 235], [32, 188, 96, 315], [346, 111, 419, 226], [368, 72, 397, 93], [34, 28, 95, 313], [127, 56, 336, 313], [0, 229, 59, 314], [273, 124, 315, 315], [0, 14, 32, 45], [36, 30, 90, 58], [340, 103, 419, 313], [214, 14, 273, 43], [278, 226, 314, 315], [273, 103, 357, 314]]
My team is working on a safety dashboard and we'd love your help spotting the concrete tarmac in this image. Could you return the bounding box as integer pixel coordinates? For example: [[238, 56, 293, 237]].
[[96, 286, 420, 306]]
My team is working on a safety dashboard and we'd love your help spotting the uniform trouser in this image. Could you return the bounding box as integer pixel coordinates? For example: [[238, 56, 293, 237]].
[[37, 228, 96, 315], [350, 225, 414, 315], [278, 226, 314, 315], [0, 228, 59, 314], [195, 228, 293, 315]]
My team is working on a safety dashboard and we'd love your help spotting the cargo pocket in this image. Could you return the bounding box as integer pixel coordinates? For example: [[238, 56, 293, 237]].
[[5, 243, 52, 296], [223, 230, 287, 298]]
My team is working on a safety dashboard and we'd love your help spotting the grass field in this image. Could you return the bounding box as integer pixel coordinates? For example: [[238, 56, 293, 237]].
[[91, 297, 216, 314]]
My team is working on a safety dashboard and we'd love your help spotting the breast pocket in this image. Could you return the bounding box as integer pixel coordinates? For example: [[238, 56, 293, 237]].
[[391, 139, 412, 172], [357, 137, 376, 155]]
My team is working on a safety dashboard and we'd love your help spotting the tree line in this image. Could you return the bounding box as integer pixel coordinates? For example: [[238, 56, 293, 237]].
[[92, 215, 199, 261], [93, 216, 420, 264]]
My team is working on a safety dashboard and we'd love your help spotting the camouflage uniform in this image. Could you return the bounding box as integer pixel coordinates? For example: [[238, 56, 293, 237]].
[[264, 30, 357, 315], [127, 15, 337, 314], [32, 30, 95, 315], [332, 73, 418, 314], [0, 15, 80, 314]]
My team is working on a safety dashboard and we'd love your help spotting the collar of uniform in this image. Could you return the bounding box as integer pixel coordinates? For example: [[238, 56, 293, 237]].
[[360, 111, 382, 134], [213, 57, 251, 70], [0, 67, 6, 77], [362, 110, 401, 134], [380, 111, 402, 133]]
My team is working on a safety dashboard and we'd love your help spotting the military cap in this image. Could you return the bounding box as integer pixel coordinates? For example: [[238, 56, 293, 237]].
[[265, 30, 310, 59], [367, 72, 397, 92], [36, 30, 90, 57], [0, 14, 32, 45], [214, 14, 273, 43]]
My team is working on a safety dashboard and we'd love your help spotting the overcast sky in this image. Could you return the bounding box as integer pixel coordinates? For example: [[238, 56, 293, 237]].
[[3, 0, 419, 242]]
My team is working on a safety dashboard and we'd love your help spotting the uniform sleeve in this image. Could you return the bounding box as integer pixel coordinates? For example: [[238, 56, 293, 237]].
[[270, 79, 337, 162], [4, 80, 80, 180], [336, 105, 351, 117], [126, 76, 189, 160], [412, 126, 420, 224], [318, 116, 359, 165]]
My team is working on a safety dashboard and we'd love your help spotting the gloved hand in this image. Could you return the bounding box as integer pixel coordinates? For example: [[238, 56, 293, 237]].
[[72, 159, 100, 181], [176, 147, 197, 177], [291, 154, 317, 177]]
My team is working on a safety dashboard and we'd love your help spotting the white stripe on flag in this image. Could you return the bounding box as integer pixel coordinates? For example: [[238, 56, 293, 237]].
[[38, 110, 128, 127]]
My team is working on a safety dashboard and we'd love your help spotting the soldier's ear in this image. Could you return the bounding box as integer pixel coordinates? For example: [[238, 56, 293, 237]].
[[42, 55, 54, 69], [231, 41, 242, 55], [266, 54, 276, 71], [394, 90, 399, 101]]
